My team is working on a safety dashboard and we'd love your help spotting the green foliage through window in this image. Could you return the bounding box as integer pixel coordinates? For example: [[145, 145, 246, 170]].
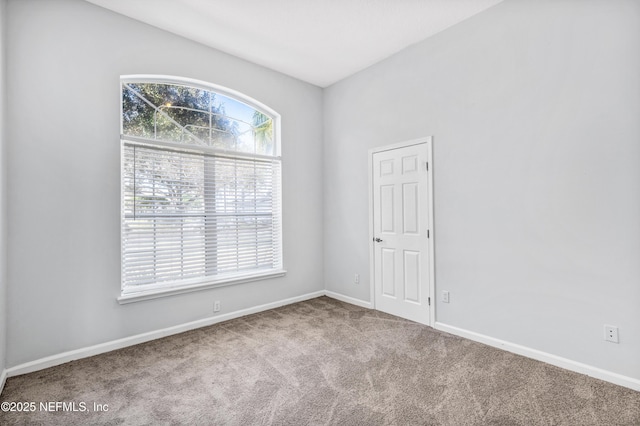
[[122, 82, 274, 155]]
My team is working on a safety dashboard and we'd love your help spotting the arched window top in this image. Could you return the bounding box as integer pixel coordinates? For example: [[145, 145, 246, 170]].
[[121, 75, 279, 157]]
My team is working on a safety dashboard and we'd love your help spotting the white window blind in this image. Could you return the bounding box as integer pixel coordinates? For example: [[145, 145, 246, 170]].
[[120, 77, 282, 297]]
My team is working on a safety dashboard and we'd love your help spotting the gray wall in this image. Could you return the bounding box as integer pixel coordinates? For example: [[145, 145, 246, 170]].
[[324, 0, 640, 380], [0, 0, 6, 378], [5, 0, 324, 366]]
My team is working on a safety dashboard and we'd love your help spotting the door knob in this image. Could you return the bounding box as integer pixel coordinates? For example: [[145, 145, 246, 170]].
[[374, 238, 383, 242]]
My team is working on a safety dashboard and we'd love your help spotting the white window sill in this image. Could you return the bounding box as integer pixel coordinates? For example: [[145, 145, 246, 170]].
[[117, 269, 287, 305]]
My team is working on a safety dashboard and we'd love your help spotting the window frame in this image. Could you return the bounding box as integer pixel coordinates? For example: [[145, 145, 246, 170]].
[[118, 75, 285, 304]]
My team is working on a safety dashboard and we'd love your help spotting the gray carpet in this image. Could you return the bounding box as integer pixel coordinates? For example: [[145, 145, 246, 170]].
[[1, 296, 639, 425]]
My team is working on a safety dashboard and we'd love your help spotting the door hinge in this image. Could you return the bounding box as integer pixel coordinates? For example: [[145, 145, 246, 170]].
[[428, 297, 431, 306], [425, 161, 429, 171], [427, 230, 430, 238]]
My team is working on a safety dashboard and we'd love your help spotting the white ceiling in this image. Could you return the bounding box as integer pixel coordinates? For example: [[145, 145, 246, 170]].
[[85, 0, 504, 87]]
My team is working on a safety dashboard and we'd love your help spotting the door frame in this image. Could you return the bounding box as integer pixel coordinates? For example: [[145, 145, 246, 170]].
[[368, 136, 435, 326]]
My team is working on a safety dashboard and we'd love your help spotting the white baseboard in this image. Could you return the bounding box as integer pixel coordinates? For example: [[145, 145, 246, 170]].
[[435, 322, 640, 392], [0, 368, 7, 395], [6, 290, 325, 378], [324, 291, 372, 309]]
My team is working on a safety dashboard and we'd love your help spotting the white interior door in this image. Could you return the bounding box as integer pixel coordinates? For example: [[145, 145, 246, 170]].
[[372, 142, 431, 325]]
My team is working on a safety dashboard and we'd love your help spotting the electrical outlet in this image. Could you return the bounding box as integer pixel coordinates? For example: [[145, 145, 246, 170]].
[[604, 325, 619, 343], [213, 301, 221, 313], [354, 273, 360, 284], [442, 291, 450, 303]]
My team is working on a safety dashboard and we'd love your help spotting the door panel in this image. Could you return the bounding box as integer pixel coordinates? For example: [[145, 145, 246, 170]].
[[380, 185, 395, 233], [381, 248, 396, 297], [403, 250, 420, 303], [402, 183, 419, 234], [373, 143, 430, 324]]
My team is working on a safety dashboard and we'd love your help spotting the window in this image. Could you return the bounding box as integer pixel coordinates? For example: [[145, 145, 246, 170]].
[[119, 76, 284, 302]]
